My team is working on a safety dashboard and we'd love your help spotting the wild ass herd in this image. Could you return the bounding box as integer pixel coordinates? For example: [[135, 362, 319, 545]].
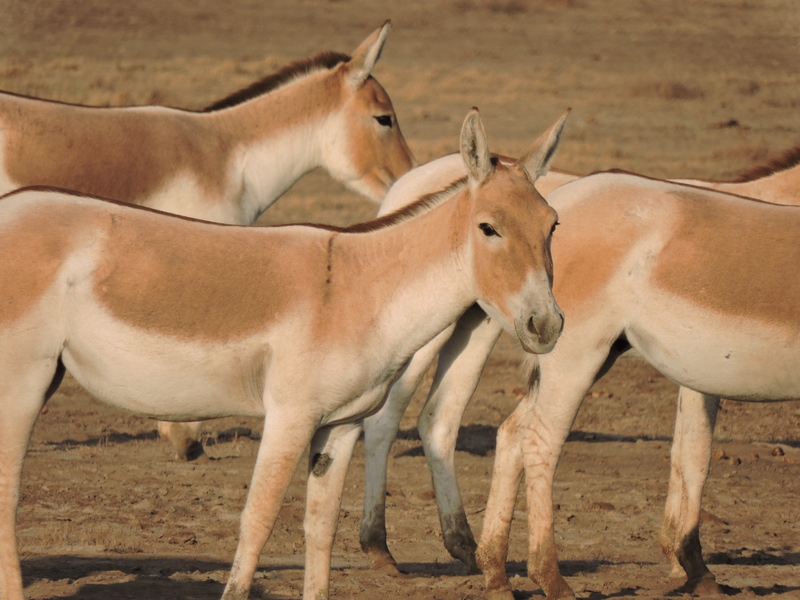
[[0, 20, 797, 600]]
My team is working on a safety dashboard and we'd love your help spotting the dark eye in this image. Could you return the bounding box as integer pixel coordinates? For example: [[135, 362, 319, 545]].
[[479, 223, 499, 237], [375, 115, 393, 128]]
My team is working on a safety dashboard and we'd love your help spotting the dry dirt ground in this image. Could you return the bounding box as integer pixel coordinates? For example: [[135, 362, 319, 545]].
[[2, 1, 800, 599]]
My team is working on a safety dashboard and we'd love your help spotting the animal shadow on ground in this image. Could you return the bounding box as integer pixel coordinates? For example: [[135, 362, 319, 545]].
[[24, 555, 503, 599], [40, 426, 259, 460], [499, 560, 615, 599], [566, 430, 671, 444], [22, 556, 231, 600], [44, 578, 224, 600], [708, 548, 800, 567], [42, 430, 161, 450], [395, 424, 499, 458], [502, 559, 620, 579], [394, 426, 673, 460], [395, 559, 476, 578], [503, 560, 800, 598], [665, 581, 800, 598]]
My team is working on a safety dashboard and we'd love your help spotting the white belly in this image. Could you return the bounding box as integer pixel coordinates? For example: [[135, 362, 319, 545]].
[[628, 292, 800, 401], [62, 306, 269, 420]]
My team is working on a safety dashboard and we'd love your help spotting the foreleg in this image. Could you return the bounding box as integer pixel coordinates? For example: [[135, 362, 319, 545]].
[[360, 326, 454, 572], [475, 398, 526, 600], [482, 337, 612, 600], [521, 391, 579, 600], [417, 306, 502, 570], [222, 411, 317, 600]]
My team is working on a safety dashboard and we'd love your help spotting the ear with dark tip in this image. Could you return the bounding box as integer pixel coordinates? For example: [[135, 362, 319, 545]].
[[517, 108, 571, 182], [345, 21, 392, 88], [460, 107, 493, 189]]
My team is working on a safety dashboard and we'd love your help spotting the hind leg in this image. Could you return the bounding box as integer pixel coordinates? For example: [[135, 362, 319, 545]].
[[0, 354, 62, 600], [661, 388, 720, 594], [660, 388, 686, 577]]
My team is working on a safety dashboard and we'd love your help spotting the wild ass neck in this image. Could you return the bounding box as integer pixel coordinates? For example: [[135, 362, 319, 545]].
[[323, 194, 475, 362], [206, 69, 350, 224]]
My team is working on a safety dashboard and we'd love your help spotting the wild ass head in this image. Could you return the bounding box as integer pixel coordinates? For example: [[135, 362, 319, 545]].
[[460, 108, 568, 353], [320, 21, 416, 202]]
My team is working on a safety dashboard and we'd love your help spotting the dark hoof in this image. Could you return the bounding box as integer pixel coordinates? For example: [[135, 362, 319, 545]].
[[183, 440, 206, 461], [369, 552, 403, 576], [692, 576, 722, 596], [463, 554, 481, 575], [675, 573, 722, 596], [444, 533, 479, 572]]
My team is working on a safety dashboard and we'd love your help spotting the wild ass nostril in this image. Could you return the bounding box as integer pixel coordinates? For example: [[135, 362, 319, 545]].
[[527, 316, 540, 337]]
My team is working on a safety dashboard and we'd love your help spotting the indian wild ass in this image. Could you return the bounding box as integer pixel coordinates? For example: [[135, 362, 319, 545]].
[[478, 171, 800, 599], [0, 108, 565, 600]]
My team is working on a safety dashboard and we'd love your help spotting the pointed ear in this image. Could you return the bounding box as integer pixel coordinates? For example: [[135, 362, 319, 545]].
[[461, 107, 493, 190], [345, 21, 391, 88], [516, 108, 571, 182]]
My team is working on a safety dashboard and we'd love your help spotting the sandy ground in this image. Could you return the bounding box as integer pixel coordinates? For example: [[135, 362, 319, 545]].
[[2, 1, 800, 599]]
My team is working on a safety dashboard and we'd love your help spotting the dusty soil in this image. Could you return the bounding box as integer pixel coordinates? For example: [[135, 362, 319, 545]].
[[2, 1, 799, 599]]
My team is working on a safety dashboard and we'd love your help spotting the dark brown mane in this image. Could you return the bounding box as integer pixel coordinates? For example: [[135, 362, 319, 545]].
[[733, 145, 800, 183], [203, 51, 350, 112], [346, 178, 467, 233], [340, 157, 498, 234], [270, 177, 468, 235]]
